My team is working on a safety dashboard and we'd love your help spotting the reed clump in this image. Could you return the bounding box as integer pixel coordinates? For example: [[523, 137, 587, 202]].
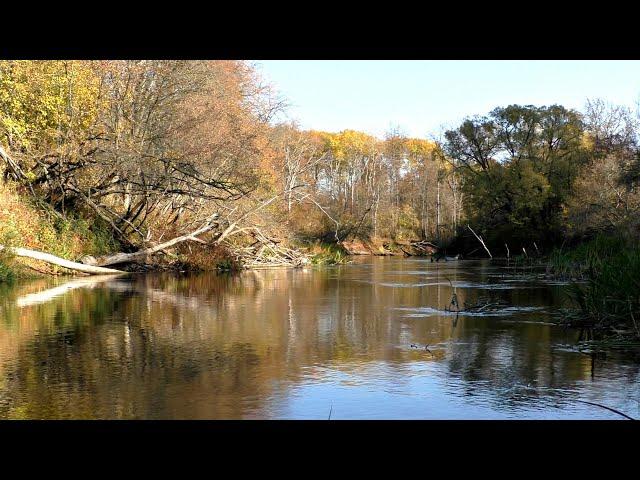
[[309, 242, 350, 265], [549, 234, 640, 337]]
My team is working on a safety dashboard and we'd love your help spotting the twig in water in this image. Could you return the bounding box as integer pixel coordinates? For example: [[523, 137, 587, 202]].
[[410, 343, 433, 356], [444, 276, 460, 312]]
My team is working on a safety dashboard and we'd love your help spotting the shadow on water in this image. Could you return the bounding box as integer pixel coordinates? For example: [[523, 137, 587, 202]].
[[0, 258, 639, 419]]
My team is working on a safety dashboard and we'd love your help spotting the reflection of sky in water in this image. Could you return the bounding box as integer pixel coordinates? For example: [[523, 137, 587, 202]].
[[263, 360, 640, 420]]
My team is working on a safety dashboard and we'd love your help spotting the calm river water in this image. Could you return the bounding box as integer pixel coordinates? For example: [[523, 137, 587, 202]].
[[1, 257, 639, 419]]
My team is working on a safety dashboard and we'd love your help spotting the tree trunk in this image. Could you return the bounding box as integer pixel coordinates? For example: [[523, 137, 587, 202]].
[[0, 246, 126, 274], [436, 179, 441, 242]]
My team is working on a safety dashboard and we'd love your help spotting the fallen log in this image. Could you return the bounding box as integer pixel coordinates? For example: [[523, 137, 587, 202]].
[[0, 246, 126, 275], [81, 214, 220, 267]]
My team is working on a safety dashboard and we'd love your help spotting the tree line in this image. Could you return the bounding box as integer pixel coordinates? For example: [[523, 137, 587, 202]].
[[1, 60, 639, 265]]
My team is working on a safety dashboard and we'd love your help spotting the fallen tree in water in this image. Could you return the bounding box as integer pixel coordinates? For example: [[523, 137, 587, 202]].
[[0, 246, 126, 275], [0, 211, 311, 274], [404, 240, 439, 256], [80, 214, 220, 267], [467, 225, 492, 258], [0, 215, 222, 275]]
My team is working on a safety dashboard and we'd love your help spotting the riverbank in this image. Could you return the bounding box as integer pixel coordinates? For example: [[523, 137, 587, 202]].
[[303, 238, 436, 265], [0, 182, 122, 282], [0, 183, 245, 281]]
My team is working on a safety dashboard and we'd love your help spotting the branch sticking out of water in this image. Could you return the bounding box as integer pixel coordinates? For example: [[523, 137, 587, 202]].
[[444, 276, 460, 313], [574, 400, 635, 420], [467, 225, 492, 259]]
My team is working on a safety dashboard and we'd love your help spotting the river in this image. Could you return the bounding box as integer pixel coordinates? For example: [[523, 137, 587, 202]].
[[1, 257, 639, 419]]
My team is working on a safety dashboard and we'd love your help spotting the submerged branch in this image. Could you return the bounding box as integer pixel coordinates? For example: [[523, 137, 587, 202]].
[[573, 400, 635, 420]]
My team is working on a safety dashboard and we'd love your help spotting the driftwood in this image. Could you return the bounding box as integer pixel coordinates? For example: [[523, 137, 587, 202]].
[[81, 214, 220, 267], [533, 242, 540, 255], [400, 246, 414, 257], [413, 240, 439, 255], [1, 212, 307, 274], [443, 295, 509, 315], [0, 246, 126, 275], [401, 240, 439, 257], [224, 227, 309, 268]]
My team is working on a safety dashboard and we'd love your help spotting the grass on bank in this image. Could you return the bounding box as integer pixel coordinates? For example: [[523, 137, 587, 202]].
[[173, 241, 242, 272], [307, 242, 350, 265]]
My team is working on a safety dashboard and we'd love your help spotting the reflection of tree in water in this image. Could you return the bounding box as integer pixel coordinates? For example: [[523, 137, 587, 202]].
[[1, 289, 281, 418], [0, 270, 424, 418], [1, 262, 639, 419]]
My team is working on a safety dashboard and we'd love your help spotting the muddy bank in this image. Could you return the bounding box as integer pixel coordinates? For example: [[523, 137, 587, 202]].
[[341, 239, 443, 257]]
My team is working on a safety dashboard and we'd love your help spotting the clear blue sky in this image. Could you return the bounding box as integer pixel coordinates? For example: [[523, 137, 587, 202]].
[[254, 61, 640, 139]]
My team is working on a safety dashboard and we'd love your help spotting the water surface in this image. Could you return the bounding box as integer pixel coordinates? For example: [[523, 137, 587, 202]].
[[1, 257, 639, 419]]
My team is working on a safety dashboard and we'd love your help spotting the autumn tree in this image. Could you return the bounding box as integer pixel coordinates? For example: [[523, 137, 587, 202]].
[[0, 61, 280, 249], [567, 100, 640, 236]]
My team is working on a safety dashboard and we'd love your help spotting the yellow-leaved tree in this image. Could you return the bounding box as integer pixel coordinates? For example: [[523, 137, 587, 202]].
[[0, 60, 103, 179]]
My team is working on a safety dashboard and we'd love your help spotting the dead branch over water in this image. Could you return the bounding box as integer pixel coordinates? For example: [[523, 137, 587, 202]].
[[467, 225, 492, 259]]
